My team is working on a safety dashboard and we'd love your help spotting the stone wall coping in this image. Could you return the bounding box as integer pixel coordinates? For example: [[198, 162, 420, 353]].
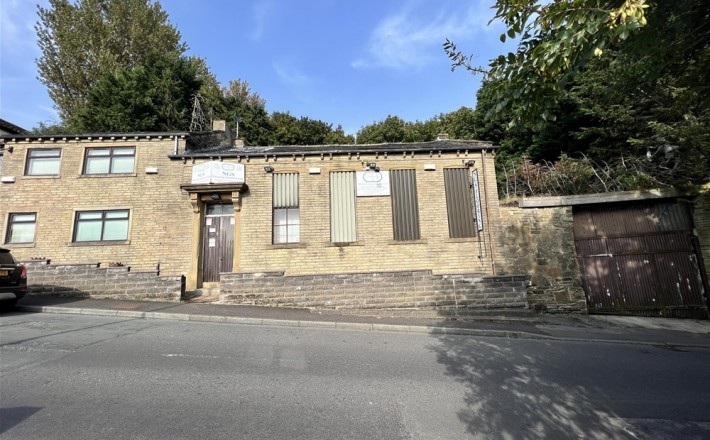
[[24, 261, 100, 268], [518, 189, 679, 208]]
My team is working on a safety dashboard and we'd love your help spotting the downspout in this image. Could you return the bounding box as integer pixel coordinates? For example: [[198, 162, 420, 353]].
[[481, 149, 496, 275], [173, 136, 179, 155]]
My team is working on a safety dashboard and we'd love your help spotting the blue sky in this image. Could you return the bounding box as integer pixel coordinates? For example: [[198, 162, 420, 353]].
[[1, 0, 510, 135]]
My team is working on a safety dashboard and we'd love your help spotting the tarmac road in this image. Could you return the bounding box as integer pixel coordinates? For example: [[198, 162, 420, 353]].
[[1, 312, 709, 439]]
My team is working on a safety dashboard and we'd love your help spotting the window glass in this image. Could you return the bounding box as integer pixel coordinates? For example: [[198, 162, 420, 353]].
[[273, 208, 299, 243], [273, 174, 300, 243], [104, 211, 128, 219], [102, 219, 129, 240], [78, 212, 103, 220], [85, 157, 110, 174], [111, 156, 135, 173], [26, 149, 61, 176], [274, 209, 288, 226], [0, 252, 16, 264], [84, 148, 134, 174], [6, 213, 37, 244], [75, 220, 102, 241], [74, 210, 129, 242], [206, 204, 234, 216]]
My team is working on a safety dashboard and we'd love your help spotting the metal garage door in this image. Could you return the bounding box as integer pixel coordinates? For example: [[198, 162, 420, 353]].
[[574, 201, 709, 319]]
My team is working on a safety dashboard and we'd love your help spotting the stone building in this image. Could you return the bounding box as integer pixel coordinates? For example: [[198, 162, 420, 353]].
[[1, 122, 528, 310]]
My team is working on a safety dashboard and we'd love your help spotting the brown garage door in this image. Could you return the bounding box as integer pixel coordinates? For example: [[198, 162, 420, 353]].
[[574, 201, 709, 319]]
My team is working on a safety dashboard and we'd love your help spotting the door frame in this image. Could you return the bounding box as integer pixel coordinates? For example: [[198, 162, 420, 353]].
[[181, 183, 245, 291], [201, 204, 235, 284]]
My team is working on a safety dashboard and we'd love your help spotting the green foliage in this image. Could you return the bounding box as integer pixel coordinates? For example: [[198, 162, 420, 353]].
[[445, 0, 650, 125], [73, 53, 201, 132], [354, 108, 488, 144], [438, 107, 477, 140], [356, 115, 407, 143], [453, 1, 709, 192], [266, 113, 354, 145], [324, 125, 356, 145], [29, 121, 71, 135], [36, 0, 186, 122]]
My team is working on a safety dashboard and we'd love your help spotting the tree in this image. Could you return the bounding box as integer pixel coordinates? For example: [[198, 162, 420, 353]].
[[36, 0, 186, 123], [438, 107, 477, 140], [324, 125, 355, 145], [268, 113, 354, 145], [356, 116, 407, 144], [444, 0, 650, 125], [73, 53, 201, 132], [211, 79, 273, 145], [449, 1, 709, 190]]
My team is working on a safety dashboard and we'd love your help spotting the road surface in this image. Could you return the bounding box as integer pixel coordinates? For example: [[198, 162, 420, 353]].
[[1, 312, 709, 439]]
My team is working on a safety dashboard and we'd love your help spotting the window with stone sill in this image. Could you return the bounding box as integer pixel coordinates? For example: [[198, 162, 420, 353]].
[[73, 210, 129, 242], [25, 148, 61, 176], [5, 213, 36, 244], [83, 147, 135, 175]]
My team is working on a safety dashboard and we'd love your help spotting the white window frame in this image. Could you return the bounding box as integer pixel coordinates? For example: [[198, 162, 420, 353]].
[[272, 173, 300, 244]]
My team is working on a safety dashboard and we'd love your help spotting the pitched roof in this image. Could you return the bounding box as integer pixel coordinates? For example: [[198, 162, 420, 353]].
[[0, 118, 27, 135], [175, 139, 496, 159]]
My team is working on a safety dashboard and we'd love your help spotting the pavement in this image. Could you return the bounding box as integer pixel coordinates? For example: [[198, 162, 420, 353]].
[[10, 294, 710, 348]]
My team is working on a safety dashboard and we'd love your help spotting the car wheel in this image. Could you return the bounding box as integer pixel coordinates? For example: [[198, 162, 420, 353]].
[[0, 299, 18, 312]]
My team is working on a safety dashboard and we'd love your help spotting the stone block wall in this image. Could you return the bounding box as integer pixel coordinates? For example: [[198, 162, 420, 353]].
[[220, 270, 528, 310], [497, 203, 586, 313], [692, 187, 710, 280], [25, 260, 184, 302], [1, 136, 193, 276], [215, 149, 501, 277]]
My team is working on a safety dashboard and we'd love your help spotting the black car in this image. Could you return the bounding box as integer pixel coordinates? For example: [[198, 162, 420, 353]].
[[0, 248, 27, 309]]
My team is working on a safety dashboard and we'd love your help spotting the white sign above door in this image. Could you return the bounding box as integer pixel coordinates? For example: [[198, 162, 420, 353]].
[[191, 161, 245, 184]]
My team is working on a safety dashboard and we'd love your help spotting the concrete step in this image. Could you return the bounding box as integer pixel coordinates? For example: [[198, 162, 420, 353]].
[[184, 288, 220, 302]]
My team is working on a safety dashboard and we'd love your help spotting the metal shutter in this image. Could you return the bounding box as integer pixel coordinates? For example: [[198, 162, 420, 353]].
[[330, 172, 357, 242], [391, 169, 420, 241], [444, 168, 476, 238]]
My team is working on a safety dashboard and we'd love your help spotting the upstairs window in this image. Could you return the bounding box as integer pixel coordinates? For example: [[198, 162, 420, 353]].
[[330, 171, 357, 243], [73, 210, 129, 242], [25, 149, 61, 176], [390, 169, 421, 241], [444, 168, 477, 238], [84, 147, 135, 174], [5, 213, 37, 244], [273, 173, 300, 244]]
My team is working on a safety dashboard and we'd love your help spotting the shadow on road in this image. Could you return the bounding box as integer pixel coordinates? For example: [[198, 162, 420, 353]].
[[429, 333, 638, 439], [0, 407, 42, 434]]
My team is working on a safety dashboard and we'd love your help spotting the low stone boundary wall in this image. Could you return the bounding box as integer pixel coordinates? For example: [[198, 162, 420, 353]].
[[497, 205, 586, 313], [220, 270, 529, 310], [24, 261, 185, 302]]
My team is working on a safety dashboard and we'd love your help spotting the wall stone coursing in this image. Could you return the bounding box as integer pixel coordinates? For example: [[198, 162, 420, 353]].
[[692, 187, 710, 281], [25, 260, 184, 302], [1, 137, 193, 276], [231, 151, 502, 277], [220, 270, 529, 310], [497, 204, 586, 313]]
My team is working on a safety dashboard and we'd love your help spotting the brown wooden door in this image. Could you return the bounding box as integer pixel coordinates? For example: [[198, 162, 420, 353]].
[[574, 201, 709, 319], [202, 204, 234, 283]]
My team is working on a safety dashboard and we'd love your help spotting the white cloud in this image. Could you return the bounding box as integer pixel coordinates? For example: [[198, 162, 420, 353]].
[[250, 1, 275, 41], [0, 0, 46, 55], [352, 1, 495, 70], [272, 60, 312, 87]]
